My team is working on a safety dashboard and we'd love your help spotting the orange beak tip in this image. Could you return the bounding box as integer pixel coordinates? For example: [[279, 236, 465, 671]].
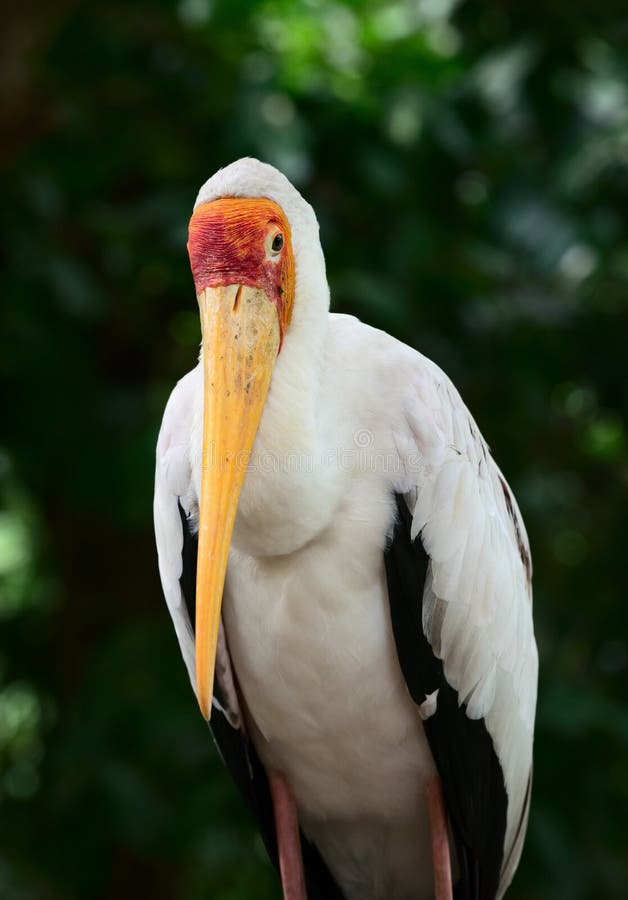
[[196, 683, 212, 721]]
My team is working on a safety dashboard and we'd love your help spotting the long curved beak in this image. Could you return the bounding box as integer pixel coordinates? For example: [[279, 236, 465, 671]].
[[195, 284, 280, 719]]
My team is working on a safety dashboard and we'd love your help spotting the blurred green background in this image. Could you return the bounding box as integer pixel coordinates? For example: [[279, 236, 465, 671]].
[[1, 0, 627, 898]]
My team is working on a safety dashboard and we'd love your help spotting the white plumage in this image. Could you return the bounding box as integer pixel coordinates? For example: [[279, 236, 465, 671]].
[[154, 158, 538, 900]]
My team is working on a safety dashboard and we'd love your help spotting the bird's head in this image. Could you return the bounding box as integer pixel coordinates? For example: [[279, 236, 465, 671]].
[[188, 197, 295, 348], [187, 158, 324, 719]]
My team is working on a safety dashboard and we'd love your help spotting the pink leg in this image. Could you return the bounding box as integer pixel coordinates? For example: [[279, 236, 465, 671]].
[[268, 770, 308, 900], [425, 776, 453, 900]]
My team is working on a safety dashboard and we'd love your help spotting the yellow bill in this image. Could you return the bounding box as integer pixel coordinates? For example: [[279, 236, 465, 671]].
[[195, 283, 280, 719]]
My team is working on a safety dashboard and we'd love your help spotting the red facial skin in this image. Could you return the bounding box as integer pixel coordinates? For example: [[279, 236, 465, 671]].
[[187, 197, 295, 348]]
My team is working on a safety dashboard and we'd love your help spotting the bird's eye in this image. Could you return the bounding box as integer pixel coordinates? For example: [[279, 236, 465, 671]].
[[271, 233, 284, 253]]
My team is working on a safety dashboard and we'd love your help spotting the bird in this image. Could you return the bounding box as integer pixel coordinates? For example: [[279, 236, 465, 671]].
[[154, 157, 538, 900]]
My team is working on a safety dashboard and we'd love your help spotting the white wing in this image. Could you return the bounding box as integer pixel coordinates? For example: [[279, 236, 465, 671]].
[[153, 367, 200, 689], [154, 365, 242, 728], [399, 354, 538, 895]]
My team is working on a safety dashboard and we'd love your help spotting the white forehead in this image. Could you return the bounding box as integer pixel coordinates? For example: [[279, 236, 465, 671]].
[[194, 158, 319, 244]]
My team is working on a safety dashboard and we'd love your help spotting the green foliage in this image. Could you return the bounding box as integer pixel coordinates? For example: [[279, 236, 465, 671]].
[[2, 0, 627, 897]]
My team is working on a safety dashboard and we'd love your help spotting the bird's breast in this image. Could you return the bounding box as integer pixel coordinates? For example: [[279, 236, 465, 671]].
[[222, 506, 435, 825]]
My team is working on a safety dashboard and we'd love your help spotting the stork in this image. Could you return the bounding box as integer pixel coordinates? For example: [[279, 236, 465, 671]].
[[154, 158, 538, 900]]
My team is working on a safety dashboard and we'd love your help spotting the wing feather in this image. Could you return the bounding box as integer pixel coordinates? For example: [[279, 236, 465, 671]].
[[154, 369, 199, 688], [395, 356, 538, 898]]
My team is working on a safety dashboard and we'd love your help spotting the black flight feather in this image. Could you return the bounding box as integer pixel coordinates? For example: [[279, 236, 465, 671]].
[[384, 493, 508, 900]]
